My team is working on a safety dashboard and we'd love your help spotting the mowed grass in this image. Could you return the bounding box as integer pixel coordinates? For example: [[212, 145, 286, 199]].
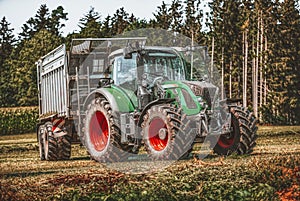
[[0, 126, 299, 201]]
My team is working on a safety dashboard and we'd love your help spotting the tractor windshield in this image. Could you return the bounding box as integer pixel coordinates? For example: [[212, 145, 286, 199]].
[[142, 51, 186, 80], [112, 48, 186, 91]]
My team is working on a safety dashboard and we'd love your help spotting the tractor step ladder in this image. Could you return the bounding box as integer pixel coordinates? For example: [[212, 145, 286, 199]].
[[69, 66, 92, 136], [75, 66, 91, 116]]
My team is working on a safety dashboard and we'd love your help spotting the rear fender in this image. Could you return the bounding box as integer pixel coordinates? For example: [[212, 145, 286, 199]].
[[83, 87, 135, 113]]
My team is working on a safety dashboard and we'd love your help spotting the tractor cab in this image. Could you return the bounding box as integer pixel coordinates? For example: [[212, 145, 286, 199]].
[[108, 47, 187, 97]]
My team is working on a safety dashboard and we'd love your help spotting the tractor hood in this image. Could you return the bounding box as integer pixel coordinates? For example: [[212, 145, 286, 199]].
[[183, 81, 219, 108], [160, 80, 219, 114]]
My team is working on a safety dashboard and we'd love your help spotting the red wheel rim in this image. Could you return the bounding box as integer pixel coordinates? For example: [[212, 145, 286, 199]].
[[217, 120, 237, 148], [89, 111, 109, 151], [217, 135, 235, 148], [148, 117, 168, 151]]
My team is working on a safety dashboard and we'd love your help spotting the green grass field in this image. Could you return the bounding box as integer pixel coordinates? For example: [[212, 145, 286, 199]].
[[0, 126, 299, 201]]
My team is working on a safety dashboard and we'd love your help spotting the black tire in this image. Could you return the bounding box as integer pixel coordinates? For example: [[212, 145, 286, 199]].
[[42, 121, 72, 161], [57, 131, 72, 160], [180, 143, 194, 159], [234, 106, 258, 154], [213, 106, 258, 156], [142, 104, 195, 160], [44, 122, 58, 161], [83, 97, 134, 163], [38, 125, 45, 160]]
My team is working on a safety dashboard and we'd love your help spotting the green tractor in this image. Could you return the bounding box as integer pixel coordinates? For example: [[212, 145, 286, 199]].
[[37, 36, 257, 162]]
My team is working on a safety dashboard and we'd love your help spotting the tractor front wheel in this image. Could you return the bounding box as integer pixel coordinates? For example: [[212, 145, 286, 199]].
[[142, 104, 195, 160], [213, 106, 257, 156]]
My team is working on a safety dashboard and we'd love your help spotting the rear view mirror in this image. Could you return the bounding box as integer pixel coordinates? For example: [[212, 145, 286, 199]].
[[104, 64, 112, 74], [123, 47, 133, 59]]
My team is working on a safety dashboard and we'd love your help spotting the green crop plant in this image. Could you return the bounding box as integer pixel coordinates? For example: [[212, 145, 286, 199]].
[[0, 107, 38, 135]]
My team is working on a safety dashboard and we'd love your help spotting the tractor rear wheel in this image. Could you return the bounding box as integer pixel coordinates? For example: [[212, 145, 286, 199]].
[[213, 106, 257, 156], [142, 104, 195, 160], [83, 97, 134, 162]]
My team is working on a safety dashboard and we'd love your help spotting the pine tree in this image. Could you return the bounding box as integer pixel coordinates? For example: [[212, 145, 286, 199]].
[[0, 17, 16, 106], [49, 6, 68, 36], [111, 7, 130, 35], [125, 14, 149, 32], [9, 29, 62, 106], [19, 4, 68, 40], [169, 0, 184, 33], [2, 5, 68, 106], [101, 15, 112, 37], [267, 0, 300, 124], [151, 1, 172, 29], [182, 0, 204, 44], [78, 7, 102, 38], [0, 17, 15, 68], [280, 0, 300, 124], [19, 4, 50, 40], [240, 1, 252, 107], [207, 0, 243, 99]]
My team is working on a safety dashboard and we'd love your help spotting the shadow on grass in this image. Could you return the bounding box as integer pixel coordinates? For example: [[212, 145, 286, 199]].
[[70, 156, 91, 161], [0, 170, 59, 178]]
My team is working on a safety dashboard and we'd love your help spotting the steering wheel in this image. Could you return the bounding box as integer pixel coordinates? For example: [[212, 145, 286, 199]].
[[142, 72, 168, 89], [146, 76, 165, 89], [152, 76, 164, 84]]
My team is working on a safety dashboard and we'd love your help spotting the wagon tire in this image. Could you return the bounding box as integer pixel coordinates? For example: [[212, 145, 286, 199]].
[[40, 121, 72, 161], [57, 131, 72, 160], [44, 122, 58, 161], [38, 125, 45, 160]]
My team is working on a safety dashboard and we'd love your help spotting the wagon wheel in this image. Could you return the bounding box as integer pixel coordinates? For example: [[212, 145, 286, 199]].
[[38, 120, 72, 161], [38, 125, 45, 160]]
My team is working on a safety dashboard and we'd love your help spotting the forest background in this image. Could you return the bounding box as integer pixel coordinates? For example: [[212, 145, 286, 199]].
[[0, 0, 299, 125]]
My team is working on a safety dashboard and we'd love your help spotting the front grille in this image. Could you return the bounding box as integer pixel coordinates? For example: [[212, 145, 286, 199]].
[[184, 81, 218, 108], [189, 84, 203, 96]]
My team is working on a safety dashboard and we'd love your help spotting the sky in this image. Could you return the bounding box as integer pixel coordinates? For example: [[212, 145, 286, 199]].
[[0, 0, 176, 36]]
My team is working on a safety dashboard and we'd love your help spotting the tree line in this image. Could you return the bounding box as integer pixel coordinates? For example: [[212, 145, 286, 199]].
[[0, 0, 299, 125]]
